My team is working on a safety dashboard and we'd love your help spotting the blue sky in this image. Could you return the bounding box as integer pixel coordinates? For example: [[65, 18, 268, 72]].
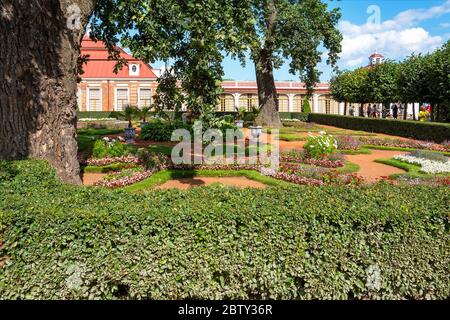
[[153, 0, 450, 82]]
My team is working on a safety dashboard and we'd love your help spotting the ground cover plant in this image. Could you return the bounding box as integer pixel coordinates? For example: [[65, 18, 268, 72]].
[[0, 160, 449, 299]]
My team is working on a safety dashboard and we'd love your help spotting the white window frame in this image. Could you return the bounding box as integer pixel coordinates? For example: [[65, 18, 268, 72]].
[[138, 87, 152, 109], [86, 87, 102, 112], [77, 88, 82, 111], [114, 87, 130, 111]]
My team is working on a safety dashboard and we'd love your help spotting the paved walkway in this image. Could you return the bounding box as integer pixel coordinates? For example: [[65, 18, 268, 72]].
[[156, 176, 266, 190], [345, 150, 407, 182]]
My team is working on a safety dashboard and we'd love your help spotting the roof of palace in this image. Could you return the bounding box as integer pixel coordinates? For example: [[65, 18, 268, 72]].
[[80, 36, 157, 79]]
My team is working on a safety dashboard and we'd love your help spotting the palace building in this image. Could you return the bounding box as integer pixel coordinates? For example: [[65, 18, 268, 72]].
[[77, 37, 159, 112], [77, 37, 344, 115]]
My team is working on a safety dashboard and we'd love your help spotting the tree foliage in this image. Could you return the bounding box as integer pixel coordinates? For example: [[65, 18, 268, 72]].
[[330, 40, 450, 122]]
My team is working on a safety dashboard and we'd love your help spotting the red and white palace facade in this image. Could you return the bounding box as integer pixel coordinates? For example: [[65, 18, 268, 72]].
[[77, 37, 343, 115]]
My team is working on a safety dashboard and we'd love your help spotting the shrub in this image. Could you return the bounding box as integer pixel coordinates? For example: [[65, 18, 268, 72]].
[[140, 120, 192, 141], [309, 114, 450, 143], [304, 132, 338, 159], [302, 98, 311, 113], [92, 140, 128, 159], [1, 160, 449, 300]]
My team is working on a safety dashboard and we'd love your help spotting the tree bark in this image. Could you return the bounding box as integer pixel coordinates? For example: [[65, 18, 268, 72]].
[[403, 103, 407, 120], [253, 0, 282, 128], [254, 49, 282, 128], [344, 102, 347, 115], [0, 0, 95, 184]]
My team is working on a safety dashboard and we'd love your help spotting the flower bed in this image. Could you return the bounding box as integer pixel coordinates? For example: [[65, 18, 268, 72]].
[[94, 168, 159, 188], [82, 155, 140, 167], [393, 155, 450, 174], [281, 156, 344, 168], [359, 137, 449, 152]]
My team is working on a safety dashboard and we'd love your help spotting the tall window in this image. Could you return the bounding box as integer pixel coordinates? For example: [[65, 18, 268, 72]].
[[239, 94, 258, 111], [88, 88, 101, 111], [293, 95, 303, 112], [139, 88, 152, 108], [116, 88, 129, 111], [219, 95, 234, 112], [278, 95, 289, 112]]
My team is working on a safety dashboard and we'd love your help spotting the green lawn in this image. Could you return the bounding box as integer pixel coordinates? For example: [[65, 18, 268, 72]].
[[123, 169, 292, 192], [375, 158, 450, 179]]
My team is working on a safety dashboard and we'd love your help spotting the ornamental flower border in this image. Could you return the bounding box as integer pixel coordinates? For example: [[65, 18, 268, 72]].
[[393, 154, 450, 174]]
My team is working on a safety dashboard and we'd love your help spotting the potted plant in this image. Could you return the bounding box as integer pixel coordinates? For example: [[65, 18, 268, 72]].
[[235, 106, 246, 128], [138, 107, 151, 128], [122, 106, 137, 142]]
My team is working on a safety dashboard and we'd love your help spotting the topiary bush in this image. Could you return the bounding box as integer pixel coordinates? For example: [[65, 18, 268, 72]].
[[92, 140, 128, 158], [140, 120, 192, 142], [0, 160, 449, 300], [309, 114, 450, 143]]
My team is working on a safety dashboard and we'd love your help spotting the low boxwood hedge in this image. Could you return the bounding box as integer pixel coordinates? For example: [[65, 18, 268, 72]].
[[308, 114, 450, 143], [0, 160, 449, 299]]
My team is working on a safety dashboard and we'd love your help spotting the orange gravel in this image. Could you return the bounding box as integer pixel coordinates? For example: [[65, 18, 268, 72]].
[[345, 150, 408, 182], [157, 176, 266, 190], [82, 173, 107, 186]]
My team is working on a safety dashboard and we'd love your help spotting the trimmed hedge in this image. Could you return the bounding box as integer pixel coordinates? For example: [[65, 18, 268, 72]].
[[308, 114, 450, 143], [0, 160, 449, 299], [140, 121, 192, 141]]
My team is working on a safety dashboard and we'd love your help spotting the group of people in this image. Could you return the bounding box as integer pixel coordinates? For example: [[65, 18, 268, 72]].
[[348, 103, 432, 121]]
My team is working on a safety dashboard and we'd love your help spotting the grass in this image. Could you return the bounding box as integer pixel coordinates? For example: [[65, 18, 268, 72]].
[[335, 161, 360, 174], [375, 158, 450, 179], [338, 148, 372, 155], [278, 134, 307, 142], [77, 128, 124, 152], [123, 169, 293, 192], [147, 144, 173, 156]]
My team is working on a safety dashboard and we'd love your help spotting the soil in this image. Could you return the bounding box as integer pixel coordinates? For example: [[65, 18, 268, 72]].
[[82, 173, 107, 186], [345, 150, 408, 182], [157, 176, 267, 190]]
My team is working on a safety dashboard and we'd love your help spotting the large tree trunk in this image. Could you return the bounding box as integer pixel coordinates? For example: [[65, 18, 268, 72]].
[[253, 0, 282, 128], [0, 0, 95, 184], [344, 102, 347, 115], [254, 49, 282, 128]]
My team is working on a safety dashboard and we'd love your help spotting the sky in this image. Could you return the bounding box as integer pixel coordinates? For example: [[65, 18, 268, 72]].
[[153, 0, 450, 82]]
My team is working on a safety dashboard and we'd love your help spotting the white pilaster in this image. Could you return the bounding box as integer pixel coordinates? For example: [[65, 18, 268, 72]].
[[339, 102, 345, 115], [313, 94, 319, 113], [288, 94, 295, 112]]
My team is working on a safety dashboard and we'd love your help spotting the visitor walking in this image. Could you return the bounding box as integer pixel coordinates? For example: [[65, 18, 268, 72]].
[[392, 104, 398, 119]]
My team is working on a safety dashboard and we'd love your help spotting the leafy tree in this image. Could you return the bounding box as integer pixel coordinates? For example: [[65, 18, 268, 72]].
[[152, 69, 184, 120], [424, 41, 450, 122], [0, 0, 96, 184], [365, 61, 400, 118], [331, 68, 370, 116], [231, 0, 342, 127], [397, 54, 428, 120], [1, 0, 247, 183]]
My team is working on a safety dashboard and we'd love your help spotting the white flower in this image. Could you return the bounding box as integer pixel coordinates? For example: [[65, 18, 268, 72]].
[[394, 155, 450, 174]]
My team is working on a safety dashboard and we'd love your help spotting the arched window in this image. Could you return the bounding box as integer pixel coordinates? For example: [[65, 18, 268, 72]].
[[239, 94, 259, 111], [277, 95, 289, 112], [218, 94, 235, 112], [293, 95, 303, 112]]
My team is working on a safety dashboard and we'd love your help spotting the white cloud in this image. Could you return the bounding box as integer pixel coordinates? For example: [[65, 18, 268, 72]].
[[441, 22, 450, 28], [338, 0, 450, 68]]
